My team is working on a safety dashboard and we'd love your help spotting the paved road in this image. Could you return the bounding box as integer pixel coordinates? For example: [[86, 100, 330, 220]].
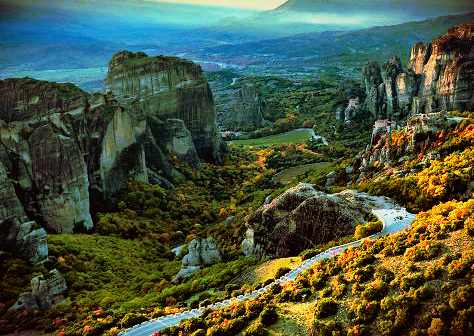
[[120, 195, 416, 336]]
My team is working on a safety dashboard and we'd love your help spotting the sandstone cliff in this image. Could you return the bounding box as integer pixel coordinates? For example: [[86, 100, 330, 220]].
[[360, 24, 474, 122], [221, 83, 267, 131], [106, 51, 224, 162], [409, 23, 474, 114], [0, 53, 223, 239]]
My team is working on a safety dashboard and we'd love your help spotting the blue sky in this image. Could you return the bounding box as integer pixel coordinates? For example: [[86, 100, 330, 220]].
[[156, 0, 287, 10]]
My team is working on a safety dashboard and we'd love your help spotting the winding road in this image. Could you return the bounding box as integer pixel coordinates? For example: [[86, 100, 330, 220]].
[[120, 194, 416, 336]]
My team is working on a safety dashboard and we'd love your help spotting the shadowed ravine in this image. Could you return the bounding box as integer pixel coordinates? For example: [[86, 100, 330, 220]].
[[120, 195, 416, 336]]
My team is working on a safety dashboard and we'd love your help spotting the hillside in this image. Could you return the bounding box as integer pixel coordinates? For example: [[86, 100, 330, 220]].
[[201, 12, 474, 75], [0, 13, 473, 336]]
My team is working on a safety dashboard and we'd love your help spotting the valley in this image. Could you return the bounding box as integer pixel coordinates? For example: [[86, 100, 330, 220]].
[[0, 1, 473, 336]]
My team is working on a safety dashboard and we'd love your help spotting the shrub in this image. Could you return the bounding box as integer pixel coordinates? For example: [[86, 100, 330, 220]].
[[427, 318, 445, 336], [353, 300, 379, 323], [315, 298, 338, 318], [259, 306, 278, 326], [447, 254, 473, 279], [275, 267, 291, 278], [449, 285, 473, 310], [120, 313, 147, 328], [362, 279, 387, 301], [311, 319, 342, 336], [404, 241, 443, 262], [355, 221, 383, 240], [450, 306, 474, 336], [400, 272, 425, 291], [243, 321, 267, 336]]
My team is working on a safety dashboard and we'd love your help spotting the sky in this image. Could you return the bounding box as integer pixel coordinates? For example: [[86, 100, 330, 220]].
[[158, 0, 287, 10]]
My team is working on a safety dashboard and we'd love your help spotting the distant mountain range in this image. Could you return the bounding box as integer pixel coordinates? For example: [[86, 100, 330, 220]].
[[211, 0, 474, 39], [198, 12, 474, 75], [277, 0, 474, 15]]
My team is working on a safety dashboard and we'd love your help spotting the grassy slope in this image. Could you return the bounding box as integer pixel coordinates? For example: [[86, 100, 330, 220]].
[[230, 129, 315, 146]]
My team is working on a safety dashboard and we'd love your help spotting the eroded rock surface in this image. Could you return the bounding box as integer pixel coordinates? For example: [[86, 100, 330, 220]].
[[242, 183, 378, 258], [221, 83, 267, 131], [174, 237, 222, 281], [410, 24, 474, 114], [359, 24, 474, 122], [0, 53, 223, 236], [106, 51, 224, 163], [9, 269, 67, 311]]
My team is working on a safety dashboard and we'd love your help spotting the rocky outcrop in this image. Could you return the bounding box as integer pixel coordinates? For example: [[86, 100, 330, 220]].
[[221, 83, 267, 131], [0, 218, 48, 265], [174, 237, 222, 281], [0, 78, 95, 233], [360, 24, 474, 122], [409, 24, 474, 114], [362, 61, 384, 119], [355, 112, 450, 175], [0, 53, 223, 235], [242, 183, 379, 258], [9, 269, 67, 311], [106, 51, 224, 163]]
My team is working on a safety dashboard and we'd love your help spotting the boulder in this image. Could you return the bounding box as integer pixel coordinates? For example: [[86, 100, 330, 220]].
[[0, 218, 48, 265], [31, 269, 67, 309], [9, 269, 66, 311], [242, 183, 378, 258], [174, 237, 222, 281]]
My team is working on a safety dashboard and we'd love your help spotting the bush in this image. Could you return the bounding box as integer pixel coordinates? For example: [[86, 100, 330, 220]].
[[312, 319, 342, 336], [243, 321, 267, 336], [260, 306, 278, 326], [120, 313, 147, 328], [275, 267, 291, 278], [427, 318, 445, 336], [449, 285, 473, 310], [400, 272, 425, 291], [315, 298, 338, 318], [355, 221, 383, 240]]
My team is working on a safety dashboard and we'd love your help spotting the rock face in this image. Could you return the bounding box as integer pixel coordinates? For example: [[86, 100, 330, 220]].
[[362, 61, 384, 119], [0, 53, 223, 237], [360, 24, 474, 122], [409, 24, 474, 114], [106, 51, 223, 162], [9, 269, 67, 311], [356, 112, 450, 174], [0, 218, 48, 265], [242, 183, 378, 258], [221, 83, 267, 131], [174, 237, 222, 281]]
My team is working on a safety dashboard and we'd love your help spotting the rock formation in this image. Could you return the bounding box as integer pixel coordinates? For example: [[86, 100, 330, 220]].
[[361, 61, 384, 119], [360, 24, 474, 122], [409, 23, 474, 114], [9, 269, 67, 311], [0, 219, 48, 265], [242, 183, 381, 258], [106, 51, 224, 162], [221, 83, 267, 131], [355, 112, 451, 175], [0, 52, 223, 238], [174, 237, 222, 281]]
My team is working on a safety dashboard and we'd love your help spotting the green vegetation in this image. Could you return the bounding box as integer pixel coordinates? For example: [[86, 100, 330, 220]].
[[230, 129, 316, 146]]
